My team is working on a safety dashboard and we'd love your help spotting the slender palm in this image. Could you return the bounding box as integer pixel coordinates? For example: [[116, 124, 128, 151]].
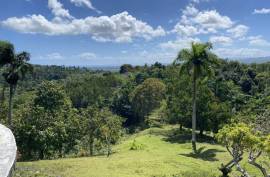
[[3, 51, 33, 128], [174, 42, 217, 153], [0, 41, 15, 122]]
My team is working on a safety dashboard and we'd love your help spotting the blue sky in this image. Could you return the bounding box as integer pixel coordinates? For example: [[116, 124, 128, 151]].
[[0, 0, 270, 66]]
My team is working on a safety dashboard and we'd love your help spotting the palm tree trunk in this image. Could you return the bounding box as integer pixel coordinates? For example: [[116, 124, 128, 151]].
[[0, 85, 6, 111], [89, 136, 94, 156], [8, 84, 14, 128], [192, 68, 197, 153]]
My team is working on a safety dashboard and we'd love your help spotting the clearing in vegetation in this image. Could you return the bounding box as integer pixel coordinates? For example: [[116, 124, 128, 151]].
[[15, 126, 264, 177]]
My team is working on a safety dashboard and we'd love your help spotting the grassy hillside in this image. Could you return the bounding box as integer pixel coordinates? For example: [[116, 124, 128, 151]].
[[15, 126, 263, 177]]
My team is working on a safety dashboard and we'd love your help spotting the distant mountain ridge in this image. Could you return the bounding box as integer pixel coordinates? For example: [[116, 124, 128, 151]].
[[238, 56, 270, 64]]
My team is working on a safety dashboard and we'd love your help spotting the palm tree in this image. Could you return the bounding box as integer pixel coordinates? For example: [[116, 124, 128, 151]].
[[0, 41, 15, 123], [3, 51, 33, 128], [0, 41, 14, 66], [174, 42, 217, 153]]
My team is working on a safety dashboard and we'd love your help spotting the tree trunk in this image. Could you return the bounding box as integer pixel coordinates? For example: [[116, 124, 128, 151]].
[[248, 151, 269, 177], [0, 85, 6, 105], [219, 156, 243, 177], [39, 148, 45, 160], [179, 123, 183, 131], [199, 129, 203, 137], [89, 138, 94, 156], [106, 135, 111, 157], [0, 85, 6, 114], [192, 68, 197, 153], [8, 84, 14, 128]]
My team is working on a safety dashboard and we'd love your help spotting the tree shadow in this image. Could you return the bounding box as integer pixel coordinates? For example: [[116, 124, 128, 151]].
[[162, 128, 215, 144], [179, 146, 225, 161]]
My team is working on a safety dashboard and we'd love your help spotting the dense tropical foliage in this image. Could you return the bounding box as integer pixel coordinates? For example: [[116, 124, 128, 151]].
[[0, 41, 269, 177]]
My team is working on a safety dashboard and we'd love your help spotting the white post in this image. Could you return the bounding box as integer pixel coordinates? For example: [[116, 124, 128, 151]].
[[0, 124, 17, 177]]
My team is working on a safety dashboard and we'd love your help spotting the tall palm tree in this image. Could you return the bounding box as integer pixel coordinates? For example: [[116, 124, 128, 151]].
[[3, 51, 33, 128], [174, 42, 217, 153], [0, 41, 15, 122]]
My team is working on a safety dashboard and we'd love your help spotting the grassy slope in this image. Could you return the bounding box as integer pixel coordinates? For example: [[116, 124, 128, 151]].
[[15, 126, 263, 177]]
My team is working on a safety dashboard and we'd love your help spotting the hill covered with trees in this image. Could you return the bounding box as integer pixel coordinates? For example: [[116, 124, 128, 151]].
[[0, 41, 269, 177]]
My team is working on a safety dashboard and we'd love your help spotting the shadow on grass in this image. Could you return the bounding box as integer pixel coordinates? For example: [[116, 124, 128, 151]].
[[162, 128, 215, 144], [179, 146, 225, 161], [15, 166, 61, 177]]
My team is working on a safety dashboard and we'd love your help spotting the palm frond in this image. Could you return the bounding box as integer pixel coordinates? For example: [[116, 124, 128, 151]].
[[174, 49, 192, 64], [0, 41, 15, 66]]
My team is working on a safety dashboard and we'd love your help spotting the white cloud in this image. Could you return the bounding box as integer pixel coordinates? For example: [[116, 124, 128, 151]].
[[194, 10, 233, 30], [70, 0, 101, 13], [209, 36, 233, 46], [139, 50, 149, 57], [159, 37, 201, 51], [173, 24, 199, 36], [191, 0, 200, 3], [46, 52, 64, 60], [227, 25, 249, 38], [2, 12, 165, 43], [248, 36, 270, 46], [78, 52, 97, 60], [214, 48, 270, 58], [190, 0, 210, 4], [137, 50, 176, 63], [182, 5, 199, 16], [48, 0, 73, 19], [173, 6, 234, 37], [253, 8, 270, 14]]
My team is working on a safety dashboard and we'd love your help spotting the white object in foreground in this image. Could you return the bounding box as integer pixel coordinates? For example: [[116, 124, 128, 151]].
[[0, 124, 17, 177]]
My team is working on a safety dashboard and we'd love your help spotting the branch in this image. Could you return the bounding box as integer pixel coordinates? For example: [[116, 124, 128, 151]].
[[248, 151, 269, 177], [220, 146, 244, 177], [226, 146, 233, 157], [231, 147, 250, 177], [235, 162, 251, 177]]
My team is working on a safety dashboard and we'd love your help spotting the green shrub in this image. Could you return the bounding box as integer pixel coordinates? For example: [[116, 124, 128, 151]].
[[129, 139, 145, 150]]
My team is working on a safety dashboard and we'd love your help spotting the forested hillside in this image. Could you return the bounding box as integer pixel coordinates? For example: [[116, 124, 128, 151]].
[[0, 41, 269, 177]]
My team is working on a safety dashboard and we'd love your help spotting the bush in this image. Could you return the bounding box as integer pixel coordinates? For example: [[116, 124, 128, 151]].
[[130, 139, 145, 150]]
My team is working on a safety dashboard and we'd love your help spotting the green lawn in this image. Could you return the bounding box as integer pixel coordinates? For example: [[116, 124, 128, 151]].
[[15, 126, 263, 177]]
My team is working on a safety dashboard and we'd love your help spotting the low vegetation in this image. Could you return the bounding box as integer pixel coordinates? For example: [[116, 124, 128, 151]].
[[15, 126, 266, 177]]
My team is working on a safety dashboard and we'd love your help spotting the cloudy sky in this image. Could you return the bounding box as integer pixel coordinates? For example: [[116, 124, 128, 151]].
[[0, 0, 269, 66]]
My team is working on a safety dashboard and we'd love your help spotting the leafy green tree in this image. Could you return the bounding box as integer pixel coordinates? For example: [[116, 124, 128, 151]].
[[174, 42, 218, 153], [111, 80, 135, 126], [34, 81, 70, 111], [254, 109, 270, 134], [166, 66, 192, 130], [65, 74, 122, 108], [216, 123, 253, 177], [207, 101, 231, 133], [14, 81, 80, 160], [120, 64, 133, 74], [97, 108, 123, 157], [135, 72, 149, 85], [3, 51, 33, 127], [81, 106, 100, 156], [130, 78, 166, 125], [216, 123, 270, 177], [81, 107, 123, 157]]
